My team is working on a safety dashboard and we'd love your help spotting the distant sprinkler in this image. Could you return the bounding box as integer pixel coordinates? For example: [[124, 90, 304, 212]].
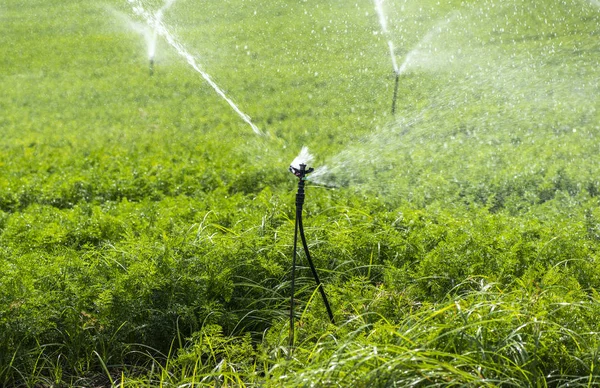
[[147, 0, 177, 76], [373, 0, 400, 115], [392, 70, 400, 115], [288, 148, 335, 351]]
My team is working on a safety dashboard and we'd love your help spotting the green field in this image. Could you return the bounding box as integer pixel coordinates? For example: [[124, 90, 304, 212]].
[[1, 0, 600, 386]]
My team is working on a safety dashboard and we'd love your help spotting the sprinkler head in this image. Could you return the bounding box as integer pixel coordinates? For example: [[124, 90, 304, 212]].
[[290, 147, 315, 178], [289, 163, 314, 178]]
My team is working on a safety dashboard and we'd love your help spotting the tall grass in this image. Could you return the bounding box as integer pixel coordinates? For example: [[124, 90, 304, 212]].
[[68, 278, 597, 387]]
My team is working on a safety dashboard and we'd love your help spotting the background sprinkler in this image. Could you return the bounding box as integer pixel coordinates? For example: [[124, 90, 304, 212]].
[[147, 0, 177, 77], [373, 0, 400, 115], [127, 0, 263, 136], [391, 70, 400, 114], [288, 153, 335, 349]]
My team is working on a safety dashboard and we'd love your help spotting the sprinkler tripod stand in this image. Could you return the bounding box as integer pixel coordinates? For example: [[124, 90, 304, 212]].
[[289, 163, 335, 349]]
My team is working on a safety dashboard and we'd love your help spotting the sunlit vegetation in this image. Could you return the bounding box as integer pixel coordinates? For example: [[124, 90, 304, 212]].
[[1, 0, 599, 386]]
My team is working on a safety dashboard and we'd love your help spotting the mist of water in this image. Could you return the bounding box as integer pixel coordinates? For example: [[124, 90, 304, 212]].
[[372, 1, 457, 76], [397, 13, 456, 75], [108, 7, 153, 57], [126, 0, 263, 136]]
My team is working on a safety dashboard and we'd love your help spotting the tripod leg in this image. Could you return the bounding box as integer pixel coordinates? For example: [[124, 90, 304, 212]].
[[298, 213, 335, 324], [289, 213, 300, 349]]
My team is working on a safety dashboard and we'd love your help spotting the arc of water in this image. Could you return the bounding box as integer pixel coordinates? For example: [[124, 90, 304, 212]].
[[374, 0, 399, 74], [374, 0, 388, 33], [387, 41, 399, 75], [127, 0, 263, 136], [149, 0, 177, 61]]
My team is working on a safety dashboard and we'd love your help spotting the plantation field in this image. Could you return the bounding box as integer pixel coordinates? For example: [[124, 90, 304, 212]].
[[1, 0, 600, 386]]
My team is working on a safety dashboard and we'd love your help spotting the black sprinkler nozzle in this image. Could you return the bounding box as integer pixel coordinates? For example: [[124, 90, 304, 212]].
[[289, 164, 314, 178]]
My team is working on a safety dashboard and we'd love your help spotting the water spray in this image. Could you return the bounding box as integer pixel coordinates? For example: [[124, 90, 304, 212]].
[[288, 148, 335, 349], [374, 0, 400, 115]]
